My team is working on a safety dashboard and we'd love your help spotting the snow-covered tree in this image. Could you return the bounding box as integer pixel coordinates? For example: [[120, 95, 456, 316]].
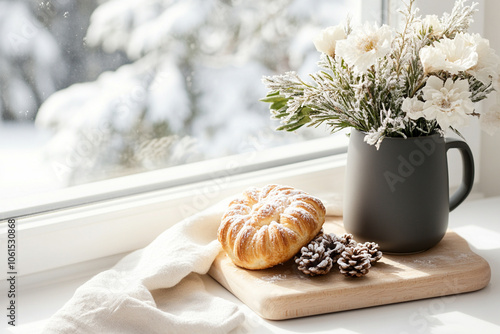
[[0, 1, 63, 121], [0, 0, 128, 121], [35, 0, 347, 185]]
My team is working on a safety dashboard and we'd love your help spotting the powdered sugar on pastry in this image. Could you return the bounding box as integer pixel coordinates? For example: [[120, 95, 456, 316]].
[[217, 184, 326, 269]]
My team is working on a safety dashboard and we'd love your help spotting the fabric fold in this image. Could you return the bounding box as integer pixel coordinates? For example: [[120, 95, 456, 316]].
[[42, 199, 245, 334], [42, 191, 343, 333]]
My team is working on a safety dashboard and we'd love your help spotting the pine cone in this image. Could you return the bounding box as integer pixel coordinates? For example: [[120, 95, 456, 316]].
[[337, 246, 371, 278], [339, 233, 357, 248], [323, 233, 345, 261], [295, 239, 334, 276], [358, 242, 383, 263], [313, 232, 344, 257], [314, 230, 332, 246]]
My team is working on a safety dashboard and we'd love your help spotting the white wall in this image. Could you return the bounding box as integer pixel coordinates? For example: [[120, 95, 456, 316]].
[[481, 0, 500, 197]]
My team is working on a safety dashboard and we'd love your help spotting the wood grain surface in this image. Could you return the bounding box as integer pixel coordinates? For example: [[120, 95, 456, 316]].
[[208, 216, 491, 320]]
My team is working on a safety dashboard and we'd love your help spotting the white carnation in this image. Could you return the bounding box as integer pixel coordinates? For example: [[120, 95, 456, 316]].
[[402, 97, 425, 120], [336, 23, 393, 73], [421, 76, 474, 130], [313, 25, 346, 57], [419, 33, 478, 74]]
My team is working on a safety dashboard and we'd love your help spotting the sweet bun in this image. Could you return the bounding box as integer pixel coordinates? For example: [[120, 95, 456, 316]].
[[217, 184, 326, 269]]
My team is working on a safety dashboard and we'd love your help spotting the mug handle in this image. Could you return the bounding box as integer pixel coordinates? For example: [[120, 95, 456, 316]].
[[446, 138, 475, 211]]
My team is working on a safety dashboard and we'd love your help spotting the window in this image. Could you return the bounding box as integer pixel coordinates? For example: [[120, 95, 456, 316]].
[[0, 0, 386, 276], [0, 0, 365, 219]]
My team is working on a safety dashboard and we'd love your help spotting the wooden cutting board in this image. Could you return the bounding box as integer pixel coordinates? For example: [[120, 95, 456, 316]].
[[208, 216, 491, 320]]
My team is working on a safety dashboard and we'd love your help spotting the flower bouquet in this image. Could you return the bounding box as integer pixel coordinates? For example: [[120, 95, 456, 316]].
[[261, 0, 497, 253], [261, 0, 500, 148]]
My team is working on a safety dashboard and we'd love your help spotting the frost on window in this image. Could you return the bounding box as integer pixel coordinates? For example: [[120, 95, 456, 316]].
[[1, 0, 347, 191]]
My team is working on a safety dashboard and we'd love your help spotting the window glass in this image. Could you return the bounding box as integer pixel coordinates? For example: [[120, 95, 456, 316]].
[[0, 0, 352, 202]]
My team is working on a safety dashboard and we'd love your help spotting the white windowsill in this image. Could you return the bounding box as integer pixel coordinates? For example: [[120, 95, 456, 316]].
[[4, 196, 499, 334]]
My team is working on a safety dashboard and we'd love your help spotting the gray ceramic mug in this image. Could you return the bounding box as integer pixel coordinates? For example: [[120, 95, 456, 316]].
[[343, 129, 475, 253]]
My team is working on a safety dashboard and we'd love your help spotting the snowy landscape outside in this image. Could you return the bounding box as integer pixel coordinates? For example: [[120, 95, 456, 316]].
[[0, 0, 348, 201]]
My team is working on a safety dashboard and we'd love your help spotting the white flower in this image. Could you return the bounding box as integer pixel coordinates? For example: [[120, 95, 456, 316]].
[[420, 15, 444, 37], [465, 33, 500, 85], [421, 76, 474, 130], [419, 33, 478, 74], [420, 33, 500, 84], [313, 25, 346, 57], [336, 23, 393, 73], [402, 97, 425, 120]]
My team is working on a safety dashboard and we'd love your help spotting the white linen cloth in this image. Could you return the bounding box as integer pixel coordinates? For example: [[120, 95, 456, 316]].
[[42, 192, 342, 334]]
